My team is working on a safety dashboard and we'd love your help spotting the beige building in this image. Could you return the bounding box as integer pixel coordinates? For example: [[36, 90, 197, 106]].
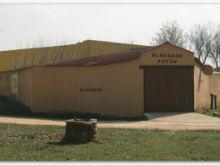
[[1, 40, 220, 117]]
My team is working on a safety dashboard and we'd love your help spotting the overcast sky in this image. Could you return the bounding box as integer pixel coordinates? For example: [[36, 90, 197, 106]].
[[0, 3, 220, 51]]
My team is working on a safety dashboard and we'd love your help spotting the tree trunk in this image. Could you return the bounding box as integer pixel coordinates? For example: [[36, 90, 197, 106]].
[[215, 61, 219, 72]]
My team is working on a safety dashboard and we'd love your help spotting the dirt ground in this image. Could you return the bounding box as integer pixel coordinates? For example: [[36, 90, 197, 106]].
[[1, 112, 220, 131]]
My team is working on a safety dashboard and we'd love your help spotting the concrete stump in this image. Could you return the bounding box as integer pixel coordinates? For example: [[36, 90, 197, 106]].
[[62, 118, 97, 143]]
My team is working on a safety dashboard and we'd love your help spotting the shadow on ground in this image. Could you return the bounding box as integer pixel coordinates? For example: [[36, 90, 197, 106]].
[[47, 140, 100, 146]]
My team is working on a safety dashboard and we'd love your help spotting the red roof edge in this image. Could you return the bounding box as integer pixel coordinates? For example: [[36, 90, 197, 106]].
[[45, 50, 143, 67]]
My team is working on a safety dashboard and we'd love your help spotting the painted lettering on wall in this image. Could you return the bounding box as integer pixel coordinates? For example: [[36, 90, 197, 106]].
[[152, 53, 183, 64], [80, 88, 102, 92]]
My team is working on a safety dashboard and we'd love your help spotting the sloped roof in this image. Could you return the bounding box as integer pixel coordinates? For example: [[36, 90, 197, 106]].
[[0, 40, 146, 72], [146, 41, 194, 54], [48, 50, 141, 66], [0, 41, 205, 70], [46, 46, 154, 67], [46, 42, 196, 67]]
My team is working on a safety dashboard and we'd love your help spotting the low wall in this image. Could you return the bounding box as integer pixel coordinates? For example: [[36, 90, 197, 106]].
[[210, 72, 220, 107], [194, 63, 211, 110]]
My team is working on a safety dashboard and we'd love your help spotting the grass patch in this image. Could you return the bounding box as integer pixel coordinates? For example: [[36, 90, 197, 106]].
[[0, 124, 220, 160], [200, 108, 220, 118]]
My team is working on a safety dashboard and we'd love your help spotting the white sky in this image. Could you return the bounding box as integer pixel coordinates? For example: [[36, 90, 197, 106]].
[[0, 3, 220, 50]]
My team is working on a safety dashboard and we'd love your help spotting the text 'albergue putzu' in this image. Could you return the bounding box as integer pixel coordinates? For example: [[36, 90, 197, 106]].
[[152, 53, 182, 64]]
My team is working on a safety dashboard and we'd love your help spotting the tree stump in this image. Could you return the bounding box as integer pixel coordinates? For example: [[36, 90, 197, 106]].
[[62, 118, 97, 143]]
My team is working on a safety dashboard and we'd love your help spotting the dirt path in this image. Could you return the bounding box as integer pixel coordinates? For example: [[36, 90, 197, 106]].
[[1, 112, 220, 131]]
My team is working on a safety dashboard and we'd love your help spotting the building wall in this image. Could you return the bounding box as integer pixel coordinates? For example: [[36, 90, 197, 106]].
[[210, 73, 220, 106], [19, 59, 144, 117], [194, 63, 211, 110], [17, 69, 33, 109]]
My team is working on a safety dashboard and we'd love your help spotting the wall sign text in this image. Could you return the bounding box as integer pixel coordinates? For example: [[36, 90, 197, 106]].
[[80, 88, 102, 92], [152, 53, 183, 64]]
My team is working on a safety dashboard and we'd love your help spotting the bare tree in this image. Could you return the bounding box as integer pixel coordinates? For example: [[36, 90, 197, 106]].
[[11, 51, 31, 70], [10, 56, 20, 70], [152, 20, 186, 47], [50, 46, 67, 64], [210, 25, 220, 71], [190, 23, 214, 64]]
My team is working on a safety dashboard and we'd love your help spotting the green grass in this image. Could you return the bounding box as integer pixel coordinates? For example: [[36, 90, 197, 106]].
[[200, 108, 220, 118], [0, 124, 220, 160]]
